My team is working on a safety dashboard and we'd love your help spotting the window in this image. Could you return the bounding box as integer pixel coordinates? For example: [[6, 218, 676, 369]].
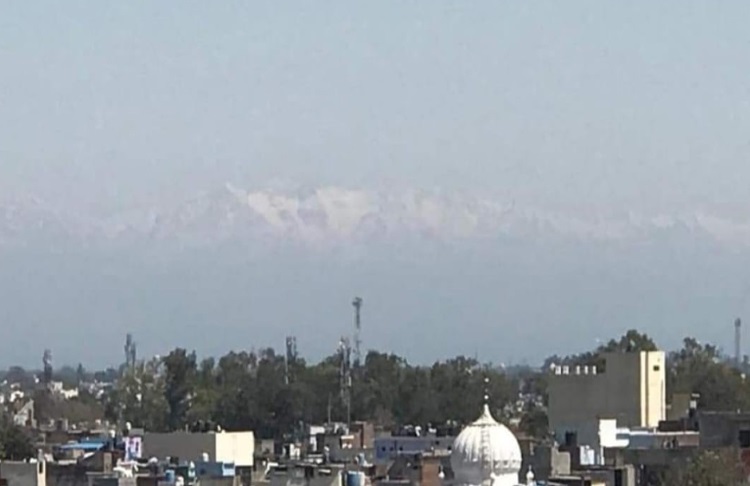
[[653, 365, 660, 371], [564, 431, 578, 447], [614, 469, 623, 486], [738, 429, 750, 448]]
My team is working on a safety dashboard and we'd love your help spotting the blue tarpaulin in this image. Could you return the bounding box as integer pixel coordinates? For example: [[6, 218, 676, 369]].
[[57, 441, 106, 451]]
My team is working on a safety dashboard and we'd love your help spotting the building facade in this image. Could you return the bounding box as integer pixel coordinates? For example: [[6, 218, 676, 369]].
[[143, 431, 255, 467], [547, 351, 666, 443]]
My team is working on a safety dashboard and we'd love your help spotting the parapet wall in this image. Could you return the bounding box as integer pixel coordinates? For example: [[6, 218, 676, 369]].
[[550, 364, 600, 377]]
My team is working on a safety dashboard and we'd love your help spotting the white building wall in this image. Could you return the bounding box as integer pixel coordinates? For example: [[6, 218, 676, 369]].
[[214, 432, 255, 467]]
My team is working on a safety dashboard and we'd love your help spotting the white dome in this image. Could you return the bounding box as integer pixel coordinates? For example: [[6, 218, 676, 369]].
[[450, 404, 523, 486]]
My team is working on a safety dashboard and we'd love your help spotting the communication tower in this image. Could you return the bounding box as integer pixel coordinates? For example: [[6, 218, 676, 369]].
[[285, 336, 298, 385], [353, 297, 363, 367], [124, 333, 137, 370], [338, 337, 352, 426], [42, 349, 53, 386], [736, 318, 742, 367]]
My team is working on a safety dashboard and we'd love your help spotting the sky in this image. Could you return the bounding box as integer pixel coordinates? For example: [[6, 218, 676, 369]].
[[2, 2, 750, 367], [2, 1, 750, 208]]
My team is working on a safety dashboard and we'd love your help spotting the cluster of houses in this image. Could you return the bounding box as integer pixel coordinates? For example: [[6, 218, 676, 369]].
[[4, 350, 750, 485]]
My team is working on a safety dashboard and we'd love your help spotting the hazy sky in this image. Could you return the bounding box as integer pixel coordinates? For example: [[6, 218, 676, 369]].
[[3, 1, 750, 209], [4, 2, 750, 368]]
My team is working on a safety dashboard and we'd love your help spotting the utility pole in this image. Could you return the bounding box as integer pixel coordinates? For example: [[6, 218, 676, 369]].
[[339, 337, 352, 427], [284, 336, 297, 385], [735, 318, 742, 368], [124, 334, 137, 372], [353, 297, 363, 367], [42, 350, 53, 388]]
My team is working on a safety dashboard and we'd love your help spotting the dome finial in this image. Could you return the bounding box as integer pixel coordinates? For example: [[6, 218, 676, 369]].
[[526, 466, 535, 485], [481, 376, 492, 418]]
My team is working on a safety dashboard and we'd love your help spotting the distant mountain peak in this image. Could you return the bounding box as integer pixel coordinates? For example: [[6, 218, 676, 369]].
[[2, 184, 750, 249]]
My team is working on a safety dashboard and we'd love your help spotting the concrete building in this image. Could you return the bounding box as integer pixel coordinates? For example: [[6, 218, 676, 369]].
[[379, 453, 447, 486], [269, 464, 343, 486], [12, 400, 35, 428], [548, 351, 666, 440], [143, 431, 254, 467], [373, 437, 454, 465], [525, 445, 571, 482], [0, 461, 47, 486], [698, 411, 750, 449]]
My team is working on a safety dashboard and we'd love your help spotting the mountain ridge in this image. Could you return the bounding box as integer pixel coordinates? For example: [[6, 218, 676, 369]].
[[2, 184, 749, 249]]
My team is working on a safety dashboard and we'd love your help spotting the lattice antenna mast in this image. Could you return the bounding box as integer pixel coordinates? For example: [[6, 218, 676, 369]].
[[43, 349, 53, 386], [339, 337, 352, 426], [285, 336, 298, 385], [735, 318, 742, 367], [353, 297, 363, 367], [124, 333, 137, 370]]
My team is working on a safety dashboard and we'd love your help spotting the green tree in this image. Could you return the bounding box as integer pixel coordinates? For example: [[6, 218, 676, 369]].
[[361, 352, 406, 424], [163, 348, 198, 431], [660, 448, 745, 486], [0, 416, 35, 461], [518, 404, 549, 440], [105, 358, 168, 431], [188, 357, 218, 425], [600, 329, 658, 353], [104, 346, 520, 436], [430, 358, 513, 424], [668, 337, 750, 411], [544, 330, 658, 368], [212, 351, 259, 432], [302, 356, 341, 424], [396, 366, 439, 425]]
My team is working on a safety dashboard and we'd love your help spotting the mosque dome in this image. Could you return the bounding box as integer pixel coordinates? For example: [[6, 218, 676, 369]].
[[450, 403, 523, 486]]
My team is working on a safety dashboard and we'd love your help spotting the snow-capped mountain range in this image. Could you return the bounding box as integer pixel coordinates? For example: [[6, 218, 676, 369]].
[[2, 184, 750, 248]]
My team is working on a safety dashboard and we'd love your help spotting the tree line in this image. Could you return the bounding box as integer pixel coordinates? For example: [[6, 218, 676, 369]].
[[5, 328, 750, 447], [104, 350, 517, 439], [100, 329, 750, 440]]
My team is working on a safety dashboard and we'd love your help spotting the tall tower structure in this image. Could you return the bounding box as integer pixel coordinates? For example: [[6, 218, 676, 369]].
[[338, 337, 352, 426], [124, 334, 137, 370], [284, 336, 298, 385], [735, 318, 742, 367], [42, 349, 53, 386], [353, 297, 363, 367]]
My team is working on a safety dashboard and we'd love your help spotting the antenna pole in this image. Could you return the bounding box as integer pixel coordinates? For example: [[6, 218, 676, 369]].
[[285, 336, 297, 386], [124, 333, 137, 372], [327, 394, 332, 425], [353, 297, 363, 367], [736, 318, 742, 368], [43, 350, 53, 388], [339, 337, 352, 427]]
